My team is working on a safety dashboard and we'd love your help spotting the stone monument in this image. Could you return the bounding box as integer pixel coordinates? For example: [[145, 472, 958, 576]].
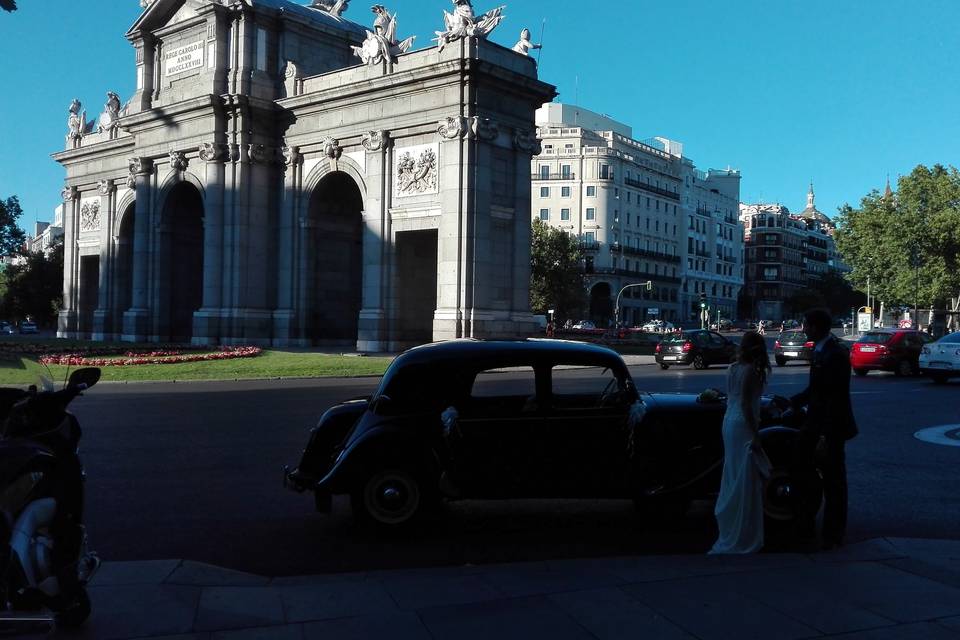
[[54, 0, 555, 351]]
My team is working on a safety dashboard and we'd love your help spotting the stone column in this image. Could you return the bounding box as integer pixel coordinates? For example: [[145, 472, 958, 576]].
[[57, 186, 79, 338], [193, 143, 229, 345], [122, 157, 154, 342], [92, 179, 115, 340], [357, 130, 390, 353], [509, 128, 539, 334], [273, 145, 303, 346], [433, 116, 474, 343]]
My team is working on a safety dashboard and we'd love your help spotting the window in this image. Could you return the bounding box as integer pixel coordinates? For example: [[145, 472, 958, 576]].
[[561, 208, 570, 221], [583, 231, 596, 243], [586, 185, 596, 197], [561, 186, 571, 197], [586, 208, 596, 220], [539, 208, 549, 221], [646, 219, 650, 230], [472, 367, 536, 399], [550, 365, 624, 407], [599, 164, 610, 179], [561, 164, 572, 179], [564, 143, 574, 152], [646, 197, 651, 209], [539, 165, 550, 179], [540, 187, 549, 198], [625, 259, 631, 272], [656, 221, 660, 232]]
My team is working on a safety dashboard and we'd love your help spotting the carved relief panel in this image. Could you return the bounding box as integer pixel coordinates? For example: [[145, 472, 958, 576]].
[[393, 142, 440, 199]]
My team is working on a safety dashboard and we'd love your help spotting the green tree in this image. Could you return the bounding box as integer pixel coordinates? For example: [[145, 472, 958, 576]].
[[806, 271, 864, 317], [0, 1, 17, 13], [529, 219, 586, 322], [3, 243, 64, 327], [834, 165, 960, 309], [0, 196, 27, 257]]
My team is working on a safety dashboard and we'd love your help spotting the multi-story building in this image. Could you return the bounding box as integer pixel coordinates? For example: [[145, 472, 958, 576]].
[[740, 185, 848, 322], [25, 207, 65, 257], [531, 104, 743, 326]]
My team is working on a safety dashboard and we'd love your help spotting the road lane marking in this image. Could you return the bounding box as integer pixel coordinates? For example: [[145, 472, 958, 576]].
[[914, 425, 960, 448]]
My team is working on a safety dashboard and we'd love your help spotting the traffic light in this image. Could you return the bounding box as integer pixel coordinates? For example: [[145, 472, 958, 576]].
[[699, 293, 707, 309]]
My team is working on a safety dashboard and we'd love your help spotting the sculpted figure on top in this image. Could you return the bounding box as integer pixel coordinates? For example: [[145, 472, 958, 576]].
[[512, 28, 541, 57], [67, 99, 85, 141], [310, 0, 349, 17], [435, 0, 505, 52], [352, 5, 416, 66], [97, 91, 122, 134]]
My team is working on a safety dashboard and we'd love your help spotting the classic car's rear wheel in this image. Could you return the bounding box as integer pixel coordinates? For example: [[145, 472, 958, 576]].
[[692, 354, 707, 370], [763, 467, 822, 524], [352, 468, 424, 529]]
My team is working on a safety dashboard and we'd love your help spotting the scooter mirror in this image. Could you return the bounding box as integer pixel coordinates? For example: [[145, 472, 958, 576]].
[[68, 367, 102, 390]]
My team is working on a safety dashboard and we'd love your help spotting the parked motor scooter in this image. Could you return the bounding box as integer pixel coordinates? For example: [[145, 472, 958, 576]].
[[0, 367, 101, 632]]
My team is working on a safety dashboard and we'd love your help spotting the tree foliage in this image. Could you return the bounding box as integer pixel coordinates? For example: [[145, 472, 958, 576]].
[[0, 1, 16, 13], [529, 219, 586, 321], [834, 164, 960, 308], [1, 243, 64, 327], [0, 197, 26, 257]]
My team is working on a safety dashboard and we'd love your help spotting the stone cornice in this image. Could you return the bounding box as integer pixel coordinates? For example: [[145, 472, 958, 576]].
[[120, 94, 220, 131], [52, 137, 136, 165]]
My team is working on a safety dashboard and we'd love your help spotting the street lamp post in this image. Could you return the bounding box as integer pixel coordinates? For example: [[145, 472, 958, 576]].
[[615, 281, 653, 329]]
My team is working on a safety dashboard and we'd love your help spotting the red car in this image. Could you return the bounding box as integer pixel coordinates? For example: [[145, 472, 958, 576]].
[[850, 329, 934, 377]]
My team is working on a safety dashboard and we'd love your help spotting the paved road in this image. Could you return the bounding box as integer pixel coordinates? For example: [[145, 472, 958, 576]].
[[69, 363, 960, 577]]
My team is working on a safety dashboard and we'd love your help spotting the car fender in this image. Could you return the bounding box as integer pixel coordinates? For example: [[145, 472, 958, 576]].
[[317, 424, 439, 494], [758, 426, 802, 466]]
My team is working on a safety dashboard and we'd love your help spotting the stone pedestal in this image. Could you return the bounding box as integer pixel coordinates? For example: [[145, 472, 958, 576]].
[[121, 308, 151, 343], [191, 308, 223, 346], [57, 310, 80, 339], [91, 310, 114, 342]]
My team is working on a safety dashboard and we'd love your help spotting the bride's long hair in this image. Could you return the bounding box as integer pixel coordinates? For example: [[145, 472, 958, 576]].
[[738, 331, 771, 387]]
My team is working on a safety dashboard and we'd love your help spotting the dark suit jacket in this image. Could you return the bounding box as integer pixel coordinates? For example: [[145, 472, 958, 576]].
[[791, 335, 858, 441]]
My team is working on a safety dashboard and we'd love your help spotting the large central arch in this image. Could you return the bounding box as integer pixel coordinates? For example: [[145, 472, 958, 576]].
[[304, 171, 364, 346], [158, 182, 204, 342]]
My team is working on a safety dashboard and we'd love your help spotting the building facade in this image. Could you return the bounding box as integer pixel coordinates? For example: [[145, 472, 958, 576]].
[[739, 185, 847, 322], [52, 0, 554, 351], [531, 104, 743, 326]]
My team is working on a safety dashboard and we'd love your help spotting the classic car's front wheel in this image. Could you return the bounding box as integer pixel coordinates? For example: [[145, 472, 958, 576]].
[[352, 467, 425, 529]]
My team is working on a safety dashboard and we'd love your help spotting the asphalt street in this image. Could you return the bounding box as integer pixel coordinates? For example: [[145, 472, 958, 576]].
[[66, 356, 960, 577]]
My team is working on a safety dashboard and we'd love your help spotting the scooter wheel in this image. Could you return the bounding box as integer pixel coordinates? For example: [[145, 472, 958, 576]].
[[55, 587, 91, 629]]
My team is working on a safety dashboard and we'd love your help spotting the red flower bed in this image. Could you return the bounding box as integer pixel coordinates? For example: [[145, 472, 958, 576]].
[[39, 346, 263, 367]]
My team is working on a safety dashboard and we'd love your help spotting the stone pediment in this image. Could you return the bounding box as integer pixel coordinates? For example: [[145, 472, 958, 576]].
[[127, 0, 209, 38]]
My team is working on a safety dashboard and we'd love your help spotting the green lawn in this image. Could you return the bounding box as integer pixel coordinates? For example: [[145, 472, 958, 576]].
[[0, 343, 393, 385]]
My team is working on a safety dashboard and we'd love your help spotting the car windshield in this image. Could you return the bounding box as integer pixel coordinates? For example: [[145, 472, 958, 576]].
[[859, 332, 894, 345], [781, 331, 806, 342], [939, 332, 960, 344]]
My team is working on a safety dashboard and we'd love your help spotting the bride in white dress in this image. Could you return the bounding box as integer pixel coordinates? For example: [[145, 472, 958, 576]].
[[710, 331, 772, 554]]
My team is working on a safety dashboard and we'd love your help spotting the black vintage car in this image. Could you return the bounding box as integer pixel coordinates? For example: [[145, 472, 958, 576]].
[[655, 330, 737, 370], [284, 340, 819, 529]]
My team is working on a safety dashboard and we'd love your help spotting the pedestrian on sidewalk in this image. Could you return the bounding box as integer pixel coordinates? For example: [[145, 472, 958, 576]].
[[789, 308, 858, 550], [709, 331, 772, 555]]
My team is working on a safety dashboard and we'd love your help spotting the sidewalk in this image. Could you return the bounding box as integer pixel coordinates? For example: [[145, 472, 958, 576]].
[[18, 537, 960, 639]]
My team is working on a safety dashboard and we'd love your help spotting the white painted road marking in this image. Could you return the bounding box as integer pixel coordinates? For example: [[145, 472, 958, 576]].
[[914, 425, 960, 447]]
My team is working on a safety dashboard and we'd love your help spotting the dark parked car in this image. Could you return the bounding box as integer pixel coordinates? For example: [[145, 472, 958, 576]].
[[774, 331, 814, 366], [850, 329, 933, 377], [284, 340, 818, 529], [655, 330, 737, 370]]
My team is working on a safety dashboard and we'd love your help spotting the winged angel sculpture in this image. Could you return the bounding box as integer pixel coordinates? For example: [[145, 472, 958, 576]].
[[435, 0, 505, 52], [352, 5, 416, 66], [310, 0, 349, 17]]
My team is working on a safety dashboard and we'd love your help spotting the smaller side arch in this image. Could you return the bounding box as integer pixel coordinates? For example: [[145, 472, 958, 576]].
[[115, 188, 136, 237], [154, 169, 207, 218], [301, 156, 368, 202]]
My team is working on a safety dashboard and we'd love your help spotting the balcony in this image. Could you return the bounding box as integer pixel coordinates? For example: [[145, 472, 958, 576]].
[[610, 244, 682, 264], [533, 172, 576, 181], [623, 176, 681, 202], [695, 206, 713, 218], [695, 249, 712, 258], [579, 240, 600, 251], [597, 173, 615, 181], [591, 267, 682, 284]]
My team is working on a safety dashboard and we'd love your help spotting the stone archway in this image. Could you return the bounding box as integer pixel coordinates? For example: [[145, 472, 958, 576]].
[[114, 201, 135, 330], [158, 182, 204, 342], [304, 171, 363, 346]]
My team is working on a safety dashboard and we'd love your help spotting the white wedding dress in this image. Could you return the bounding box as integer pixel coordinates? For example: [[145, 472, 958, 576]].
[[709, 363, 770, 554]]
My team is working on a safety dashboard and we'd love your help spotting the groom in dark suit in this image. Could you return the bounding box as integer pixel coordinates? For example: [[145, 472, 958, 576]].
[[790, 308, 858, 549]]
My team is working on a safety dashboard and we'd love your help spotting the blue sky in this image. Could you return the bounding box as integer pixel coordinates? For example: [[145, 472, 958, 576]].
[[1, 0, 958, 232]]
